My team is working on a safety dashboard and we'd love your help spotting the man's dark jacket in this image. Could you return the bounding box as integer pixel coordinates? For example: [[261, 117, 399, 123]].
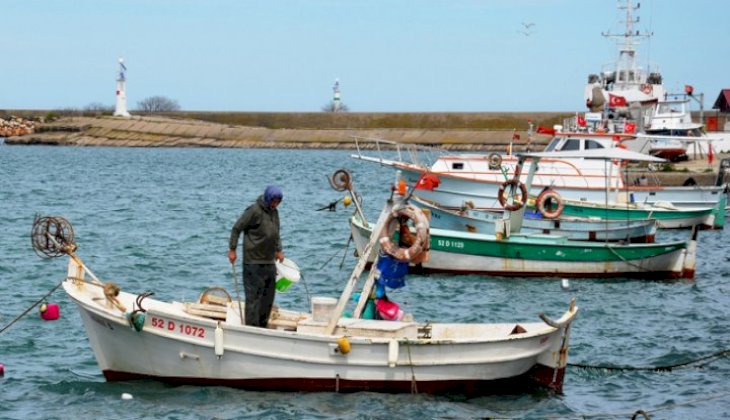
[[229, 195, 282, 264]]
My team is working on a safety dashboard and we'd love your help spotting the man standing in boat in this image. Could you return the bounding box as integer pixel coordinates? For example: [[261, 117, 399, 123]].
[[228, 185, 285, 327]]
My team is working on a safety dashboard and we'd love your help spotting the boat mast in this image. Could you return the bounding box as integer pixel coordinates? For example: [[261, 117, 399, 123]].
[[601, 0, 652, 91]]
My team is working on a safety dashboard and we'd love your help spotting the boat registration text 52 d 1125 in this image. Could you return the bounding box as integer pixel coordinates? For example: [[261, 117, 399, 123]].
[[436, 239, 465, 249]]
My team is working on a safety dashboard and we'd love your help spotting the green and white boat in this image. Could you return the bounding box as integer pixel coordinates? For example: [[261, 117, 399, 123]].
[[546, 196, 725, 230], [412, 196, 659, 243], [351, 214, 695, 279]]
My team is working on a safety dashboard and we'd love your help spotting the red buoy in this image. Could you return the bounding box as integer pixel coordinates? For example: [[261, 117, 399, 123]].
[[0, 363, 5, 377], [40, 303, 60, 321]]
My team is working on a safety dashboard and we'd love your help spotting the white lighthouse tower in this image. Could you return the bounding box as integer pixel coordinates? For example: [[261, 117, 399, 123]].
[[113, 57, 131, 117], [332, 79, 341, 112]]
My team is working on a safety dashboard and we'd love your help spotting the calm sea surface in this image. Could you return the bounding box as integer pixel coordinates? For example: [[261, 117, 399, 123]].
[[1, 146, 729, 419]]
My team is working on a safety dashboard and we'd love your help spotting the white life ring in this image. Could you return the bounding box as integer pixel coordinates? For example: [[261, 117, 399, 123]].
[[488, 153, 502, 170], [378, 204, 430, 262], [497, 179, 527, 211], [537, 190, 564, 219]]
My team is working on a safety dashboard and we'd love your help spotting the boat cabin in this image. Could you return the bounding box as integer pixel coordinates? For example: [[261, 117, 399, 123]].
[[647, 99, 703, 134], [544, 135, 612, 153]]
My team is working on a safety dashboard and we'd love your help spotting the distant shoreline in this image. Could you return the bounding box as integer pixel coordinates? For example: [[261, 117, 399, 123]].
[[4, 114, 728, 186], [3, 114, 563, 151]]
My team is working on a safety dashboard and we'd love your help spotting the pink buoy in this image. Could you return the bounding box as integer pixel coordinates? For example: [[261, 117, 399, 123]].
[[40, 303, 60, 321], [0, 363, 4, 377]]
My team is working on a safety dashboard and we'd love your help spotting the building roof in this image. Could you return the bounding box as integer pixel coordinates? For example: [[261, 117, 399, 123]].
[[712, 89, 730, 112]]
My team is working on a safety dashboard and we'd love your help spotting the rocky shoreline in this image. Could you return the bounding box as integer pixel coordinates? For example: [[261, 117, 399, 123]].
[[0, 116, 38, 137]]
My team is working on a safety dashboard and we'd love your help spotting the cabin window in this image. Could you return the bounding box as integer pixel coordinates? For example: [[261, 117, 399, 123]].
[[585, 140, 604, 150], [452, 162, 464, 170], [561, 139, 581, 151], [544, 138, 561, 152]]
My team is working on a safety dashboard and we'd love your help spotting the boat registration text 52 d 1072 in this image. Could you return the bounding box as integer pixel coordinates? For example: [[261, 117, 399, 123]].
[[150, 316, 206, 339]]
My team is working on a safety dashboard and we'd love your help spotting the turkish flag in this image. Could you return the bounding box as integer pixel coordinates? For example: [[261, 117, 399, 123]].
[[414, 173, 441, 191], [577, 116, 587, 126], [624, 122, 636, 133], [536, 126, 556, 135], [609, 93, 627, 107]]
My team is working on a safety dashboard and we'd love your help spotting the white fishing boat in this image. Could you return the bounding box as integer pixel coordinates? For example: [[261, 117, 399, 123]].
[[583, 0, 665, 122], [637, 98, 720, 162], [351, 136, 727, 217], [33, 200, 578, 396], [580, 1, 721, 165]]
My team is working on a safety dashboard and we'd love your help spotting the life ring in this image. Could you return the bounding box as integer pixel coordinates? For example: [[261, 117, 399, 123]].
[[488, 153, 502, 170], [536, 190, 564, 219], [641, 83, 653, 95], [378, 204, 430, 262], [497, 179, 527, 211]]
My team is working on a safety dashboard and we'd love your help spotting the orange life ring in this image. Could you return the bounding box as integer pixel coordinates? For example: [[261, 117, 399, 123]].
[[378, 204, 430, 262], [641, 83, 653, 95], [497, 179, 527, 211], [536, 190, 564, 219]]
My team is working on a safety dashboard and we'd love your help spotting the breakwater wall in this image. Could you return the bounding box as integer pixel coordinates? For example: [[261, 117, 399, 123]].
[[0, 116, 37, 137], [5, 115, 558, 151]]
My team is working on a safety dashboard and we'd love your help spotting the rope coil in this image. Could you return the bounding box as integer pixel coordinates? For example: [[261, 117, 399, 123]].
[[328, 169, 352, 192]]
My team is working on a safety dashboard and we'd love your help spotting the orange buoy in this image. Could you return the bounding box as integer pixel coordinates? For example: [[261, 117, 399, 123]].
[[397, 179, 407, 195]]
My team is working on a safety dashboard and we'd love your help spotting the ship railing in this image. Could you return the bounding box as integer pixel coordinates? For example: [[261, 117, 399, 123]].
[[561, 116, 638, 136], [351, 136, 446, 169]]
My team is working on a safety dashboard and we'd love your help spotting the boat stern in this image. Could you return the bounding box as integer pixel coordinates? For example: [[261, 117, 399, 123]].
[[531, 299, 579, 393], [681, 227, 699, 279]]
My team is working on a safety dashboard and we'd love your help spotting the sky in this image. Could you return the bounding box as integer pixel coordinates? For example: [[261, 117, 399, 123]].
[[2, 0, 728, 113]]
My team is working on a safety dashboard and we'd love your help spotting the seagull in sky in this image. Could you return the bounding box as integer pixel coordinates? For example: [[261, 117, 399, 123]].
[[519, 22, 536, 36]]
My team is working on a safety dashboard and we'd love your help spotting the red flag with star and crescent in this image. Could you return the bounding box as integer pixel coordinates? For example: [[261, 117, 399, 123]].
[[608, 94, 627, 107]]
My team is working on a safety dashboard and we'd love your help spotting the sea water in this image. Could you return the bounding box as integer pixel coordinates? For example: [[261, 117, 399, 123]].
[[0, 146, 729, 419]]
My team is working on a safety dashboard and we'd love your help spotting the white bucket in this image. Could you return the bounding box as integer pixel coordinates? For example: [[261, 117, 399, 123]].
[[275, 258, 301, 292], [311, 296, 338, 322]]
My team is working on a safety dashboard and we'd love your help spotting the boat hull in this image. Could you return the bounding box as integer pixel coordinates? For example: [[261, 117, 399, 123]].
[[414, 196, 658, 242], [101, 366, 564, 395], [557, 198, 724, 230], [64, 274, 576, 396], [395, 164, 726, 213], [351, 216, 693, 279]]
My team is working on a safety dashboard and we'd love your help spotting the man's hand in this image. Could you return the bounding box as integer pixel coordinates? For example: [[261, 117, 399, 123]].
[[228, 249, 237, 264], [275, 251, 285, 262]]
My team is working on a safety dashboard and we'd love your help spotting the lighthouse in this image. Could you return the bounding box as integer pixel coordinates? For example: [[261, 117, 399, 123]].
[[113, 58, 131, 117], [332, 79, 341, 113]]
